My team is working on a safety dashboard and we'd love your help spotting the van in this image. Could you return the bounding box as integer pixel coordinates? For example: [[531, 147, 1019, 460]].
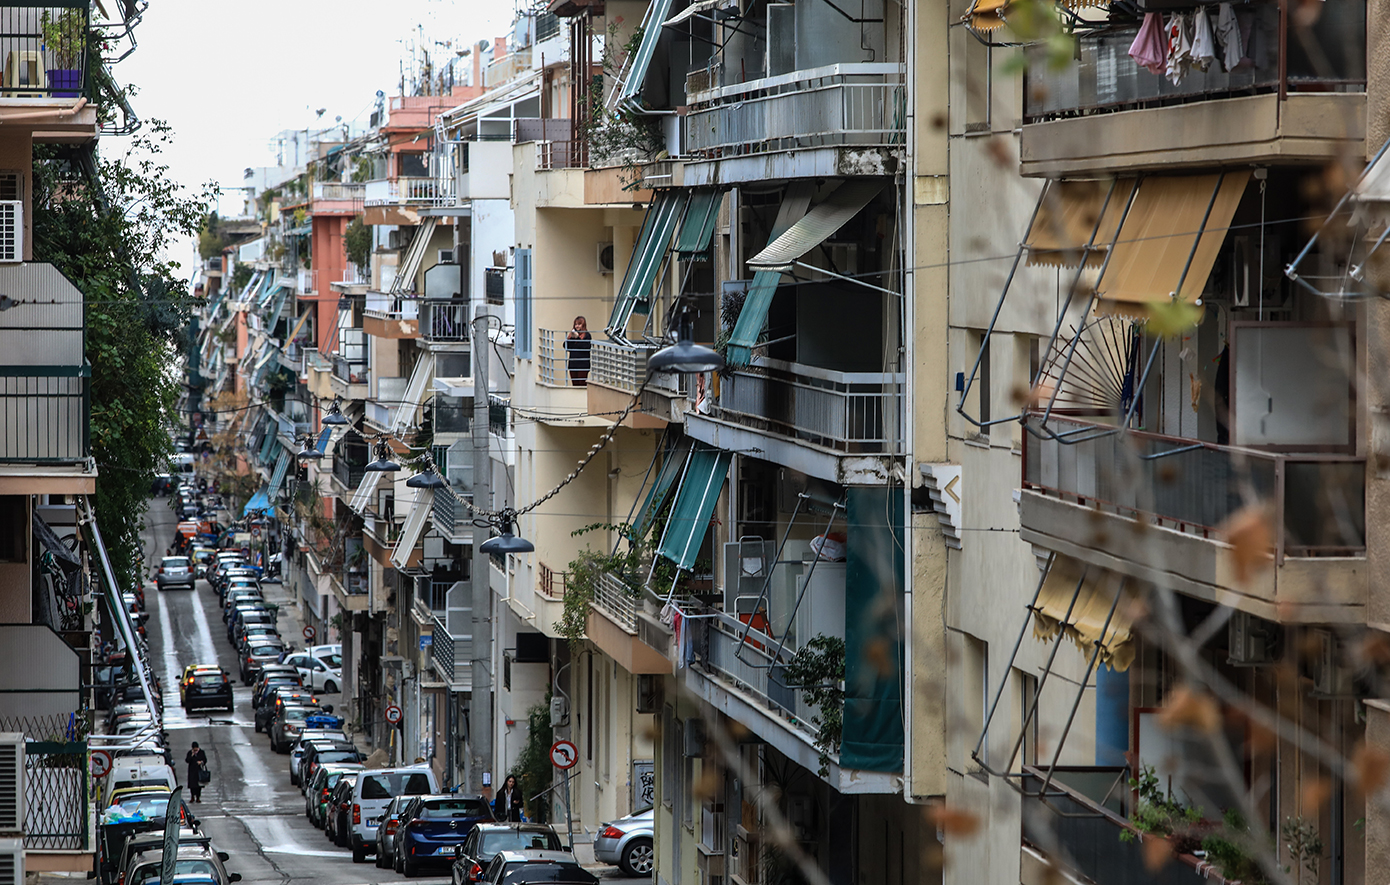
[[347, 766, 439, 863], [101, 761, 176, 806]]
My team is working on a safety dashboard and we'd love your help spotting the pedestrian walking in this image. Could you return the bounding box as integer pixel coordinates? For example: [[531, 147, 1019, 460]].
[[493, 774, 524, 822], [185, 741, 208, 803]]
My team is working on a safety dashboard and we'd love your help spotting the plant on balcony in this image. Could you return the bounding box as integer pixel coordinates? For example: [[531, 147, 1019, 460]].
[[1119, 765, 1204, 851], [41, 8, 85, 94], [559, 521, 674, 646], [781, 635, 845, 776], [1198, 809, 1281, 885], [344, 216, 371, 268], [577, 22, 666, 182], [1281, 816, 1323, 885], [508, 694, 554, 823]]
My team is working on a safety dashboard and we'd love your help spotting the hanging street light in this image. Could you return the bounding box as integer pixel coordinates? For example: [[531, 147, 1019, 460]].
[[322, 397, 350, 426], [407, 454, 447, 489], [479, 510, 534, 555], [648, 309, 725, 374], [364, 438, 401, 473]]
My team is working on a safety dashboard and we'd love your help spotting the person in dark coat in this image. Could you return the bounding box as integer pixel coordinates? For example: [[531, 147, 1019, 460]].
[[493, 775, 524, 822], [564, 316, 592, 387], [185, 741, 207, 802]]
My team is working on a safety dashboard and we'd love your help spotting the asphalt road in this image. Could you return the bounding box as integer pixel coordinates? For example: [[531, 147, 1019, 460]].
[[139, 500, 647, 885]]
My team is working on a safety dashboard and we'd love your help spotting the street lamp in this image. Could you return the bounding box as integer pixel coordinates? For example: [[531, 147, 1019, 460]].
[[478, 511, 534, 555], [648, 310, 724, 374], [406, 454, 447, 489], [296, 435, 324, 461], [322, 397, 349, 426], [364, 438, 401, 473]]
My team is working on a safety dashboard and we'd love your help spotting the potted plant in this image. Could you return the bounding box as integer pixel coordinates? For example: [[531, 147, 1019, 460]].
[[40, 8, 86, 97]]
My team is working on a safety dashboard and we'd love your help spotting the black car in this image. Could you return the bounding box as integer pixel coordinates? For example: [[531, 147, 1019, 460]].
[[452, 824, 565, 885], [182, 667, 233, 712], [252, 670, 303, 710], [255, 689, 316, 734], [240, 639, 287, 685], [481, 851, 598, 885], [392, 795, 494, 877]]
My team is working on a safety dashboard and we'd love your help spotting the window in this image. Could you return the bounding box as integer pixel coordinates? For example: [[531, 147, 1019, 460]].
[[514, 249, 533, 359], [399, 152, 428, 177]]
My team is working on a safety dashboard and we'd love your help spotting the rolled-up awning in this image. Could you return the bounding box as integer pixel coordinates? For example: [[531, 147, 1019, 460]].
[[747, 180, 884, 272], [390, 489, 436, 570], [608, 191, 688, 336], [964, 0, 1008, 31], [657, 442, 732, 571], [1096, 171, 1249, 311], [724, 271, 782, 367], [674, 190, 722, 254], [1030, 554, 1137, 671], [664, 0, 731, 28], [266, 449, 292, 501], [1026, 178, 1135, 268]]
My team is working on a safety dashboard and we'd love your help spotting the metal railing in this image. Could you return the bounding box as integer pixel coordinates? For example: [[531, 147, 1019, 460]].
[[683, 63, 905, 159], [595, 572, 639, 632], [1023, 416, 1367, 558], [420, 300, 469, 342], [430, 613, 454, 679], [363, 176, 456, 207], [22, 736, 90, 850], [488, 394, 510, 437], [431, 486, 474, 537], [590, 341, 654, 393], [538, 562, 568, 599], [710, 361, 904, 454], [535, 139, 585, 170], [0, 4, 91, 100], [331, 356, 368, 385], [0, 366, 89, 463], [428, 580, 453, 612], [312, 181, 365, 202], [332, 453, 367, 491], [688, 612, 813, 739], [1023, 1, 1365, 121], [537, 328, 588, 387]]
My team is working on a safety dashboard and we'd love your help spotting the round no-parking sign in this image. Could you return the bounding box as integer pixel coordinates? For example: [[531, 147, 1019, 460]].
[[90, 749, 112, 779], [385, 704, 403, 726]]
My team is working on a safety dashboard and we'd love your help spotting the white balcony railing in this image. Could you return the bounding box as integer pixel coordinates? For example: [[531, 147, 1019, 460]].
[[312, 181, 366, 202], [683, 63, 906, 159], [363, 176, 457, 207], [589, 340, 655, 393]]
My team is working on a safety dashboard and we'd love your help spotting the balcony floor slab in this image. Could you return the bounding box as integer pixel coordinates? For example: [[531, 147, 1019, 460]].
[[685, 412, 895, 486]]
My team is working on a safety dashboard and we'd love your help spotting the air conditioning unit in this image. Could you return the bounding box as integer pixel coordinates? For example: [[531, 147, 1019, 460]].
[[0, 838, 22, 885], [1227, 611, 1276, 666], [0, 201, 23, 263], [597, 242, 614, 274], [0, 734, 23, 835], [1310, 629, 1357, 698], [636, 674, 662, 714], [438, 249, 455, 265]]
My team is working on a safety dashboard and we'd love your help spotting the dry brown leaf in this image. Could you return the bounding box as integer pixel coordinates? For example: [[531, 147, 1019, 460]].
[[1301, 776, 1333, 812], [1219, 506, 1273, 585], [1142, 834, 1173, 872], [1357, 632, 1390, 667], [1353, 742, 1390, 795], [1247, 719, 1277, 755], [1157, 685, 1220, 735], [927, 805, 982, 837]]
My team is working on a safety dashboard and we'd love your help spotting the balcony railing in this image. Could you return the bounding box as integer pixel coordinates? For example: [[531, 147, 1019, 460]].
[[332, 356, 368, 385], [683, 63, 905, 159], [0, 4, 92, 100], [1023, 1, 1365, 121], [430, 613, 454, 679], [420, 300, 469, 343], [312, 181, 365, 202], [0, 366, 89, 463], [364, 176, 456, 207], [709, 361, 904, 454], [688, 611, 814, 740], [538, 562, 568, 599], [537, 328, 591, 387], [595, 572, 639, 632], [590, 341, 654, 393], [1023, 416, 1367, 557], [333, 454, 367, 492], [488, 394, 510, 437], [431, 486, 474, 537]]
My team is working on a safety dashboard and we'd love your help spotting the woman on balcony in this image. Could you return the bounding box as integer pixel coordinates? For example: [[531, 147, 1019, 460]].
[[565, 315, 592, 387]]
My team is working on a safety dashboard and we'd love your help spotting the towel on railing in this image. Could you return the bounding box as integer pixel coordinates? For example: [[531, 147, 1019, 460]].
[[1127, 13, 1166, 75]]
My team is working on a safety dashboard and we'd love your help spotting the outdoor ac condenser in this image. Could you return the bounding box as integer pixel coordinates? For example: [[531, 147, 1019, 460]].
[[0, 201, 23, 263], [0, 733, 23, 836], [0, 838, 22, 885]]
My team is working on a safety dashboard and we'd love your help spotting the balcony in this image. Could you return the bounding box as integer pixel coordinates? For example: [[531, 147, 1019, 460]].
[[538, 561, 568, 599], [0, 366, 88, 464], [0, 5, 93, 101], [586, 341, 671, 429], [311, 181, 365, 213], [681, 63, 905, 184], [1019, 2, 1365, 176], [431, 486, 474, 543], [1021, 416, 1366, 624], [419, 300, 469, 344], [488, 394, 510, 438], [362, 292, 420, 339], [584, 572, 671, 674], [331, 443, 367, 494], [364, 176, 456, 208]]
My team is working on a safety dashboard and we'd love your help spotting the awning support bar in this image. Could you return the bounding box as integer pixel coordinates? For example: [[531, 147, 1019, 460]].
[[733, 491, 806, 661], [972, 551, 1053, 761], [1285, 133, 1390, 294]]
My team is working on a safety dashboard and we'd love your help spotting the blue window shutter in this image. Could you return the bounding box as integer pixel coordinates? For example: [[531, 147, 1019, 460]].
[[515, 248, 533, 358]]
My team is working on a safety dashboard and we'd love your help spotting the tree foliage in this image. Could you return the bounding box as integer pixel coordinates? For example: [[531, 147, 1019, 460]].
[[31, 120, 216, 589]]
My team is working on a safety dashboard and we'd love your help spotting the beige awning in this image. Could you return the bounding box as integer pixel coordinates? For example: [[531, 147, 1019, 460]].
[[1031, 554, 1138, 671], [1026, 179, 1135, 268], [746, 181, 883, 272], [964, 0, 1008, 30], [1097, 171, 1249, 310]]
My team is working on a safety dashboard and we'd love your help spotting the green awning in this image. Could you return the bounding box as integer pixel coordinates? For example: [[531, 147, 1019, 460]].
[[608, 191, 687, 336], [267, 449, 292, 500], [615, 0, 675, 111], [264, 284, 291, 328], [656, 442, 731, 570], [673, 190, 721, 254], [632, 437, 693, 543], [839, 487, 905, 772], [257, 426, 279, 465], [724, 271, 782, 367]]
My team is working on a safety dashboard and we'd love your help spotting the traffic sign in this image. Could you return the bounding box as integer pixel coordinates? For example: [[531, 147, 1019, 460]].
[[250, 526, 261, 538], [302, 625, 316, 641], [549, 739, 578, 770], [385, 704, 403, 726], [90, 749, 112, 779]]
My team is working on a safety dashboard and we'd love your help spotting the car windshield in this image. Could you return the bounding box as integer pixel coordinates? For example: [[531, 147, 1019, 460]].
[[420, 798, 491, 819], [283, 708, 315, 722], [360, 772, 433, 800], [105, 795, 170, 820], [319, 653, 343, 669], [130, 860, 217, 885], [482, 831, 562, 855]]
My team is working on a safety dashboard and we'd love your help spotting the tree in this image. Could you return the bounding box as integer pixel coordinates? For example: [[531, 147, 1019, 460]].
[[31, 120, 216, 589]]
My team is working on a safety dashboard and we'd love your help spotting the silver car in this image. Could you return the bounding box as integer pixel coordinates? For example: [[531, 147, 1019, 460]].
[[593, 805, 653, 877], [155, 556, 195, 590]]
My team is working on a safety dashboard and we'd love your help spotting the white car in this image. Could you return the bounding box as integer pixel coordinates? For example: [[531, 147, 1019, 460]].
[[347, 766, 438, 863], [282, 651, 342, 693]]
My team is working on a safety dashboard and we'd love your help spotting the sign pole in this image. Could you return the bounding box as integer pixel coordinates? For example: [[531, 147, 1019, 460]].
[[562, 768, 573, 849]]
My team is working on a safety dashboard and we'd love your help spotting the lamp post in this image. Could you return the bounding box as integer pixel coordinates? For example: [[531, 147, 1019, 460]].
[[469, 313, 494, 795]]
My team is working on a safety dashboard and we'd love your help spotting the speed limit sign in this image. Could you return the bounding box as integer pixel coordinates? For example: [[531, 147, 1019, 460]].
[[90, 749, 112, 779], [302, 625, 316, 641], [385, 705, 403, 726], [549, 739, 578, 770]]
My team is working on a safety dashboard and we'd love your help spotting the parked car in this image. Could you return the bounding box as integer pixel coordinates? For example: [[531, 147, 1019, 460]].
[[123, 844, 240, 885], [182, 666, 234, 712], [452, 824, 565, 885], [298, 739, 361, 788], [593, 806, 653, 877], [289, 732, 348, 787], [325, 776, 359, 847], [255, 688, 314, 733], [480, 850, 598, 885], [231, 609, 276, 647], [281, 651, 343, 693], [346, 766, 440, 863], [374, 795, 413, 870], [239, 638, 287, 685], [154, 555, 196, 591], [306, 765, 361, 830], [391, 795, 494, 877], [269, 702, 327, 753]]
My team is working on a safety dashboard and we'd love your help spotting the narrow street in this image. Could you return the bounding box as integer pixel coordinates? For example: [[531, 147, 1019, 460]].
[[139, 501, 445, 885]]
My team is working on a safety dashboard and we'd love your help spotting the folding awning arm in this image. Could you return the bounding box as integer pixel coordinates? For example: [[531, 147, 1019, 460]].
[[1286, 133, 1390, 299]]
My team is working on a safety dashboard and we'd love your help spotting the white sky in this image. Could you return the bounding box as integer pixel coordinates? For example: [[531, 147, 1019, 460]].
[[113, 0, 520, 266]]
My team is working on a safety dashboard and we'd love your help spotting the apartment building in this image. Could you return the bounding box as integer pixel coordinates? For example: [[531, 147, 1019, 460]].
[[0, 3, 162, 880]]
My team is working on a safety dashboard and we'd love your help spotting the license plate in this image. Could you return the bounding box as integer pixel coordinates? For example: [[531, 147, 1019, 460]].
[[435, 847, 456, 856], [366, 818, 379, 827]]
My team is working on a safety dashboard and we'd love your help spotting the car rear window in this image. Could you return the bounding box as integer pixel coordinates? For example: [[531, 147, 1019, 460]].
[[131, 859, 216, 885], [421, 798, 491, 818], [250, 645, 284, 657], [162, 558, 190, 568], [360, 771, 433, 800], [192, 675, 223, 686], [501, 862, 588, 884], [317, 750, 361, 765], [482, 831, 562, 854]]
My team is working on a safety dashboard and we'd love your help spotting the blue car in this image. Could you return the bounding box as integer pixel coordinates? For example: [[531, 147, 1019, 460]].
[[393, 795, 494, 877]]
